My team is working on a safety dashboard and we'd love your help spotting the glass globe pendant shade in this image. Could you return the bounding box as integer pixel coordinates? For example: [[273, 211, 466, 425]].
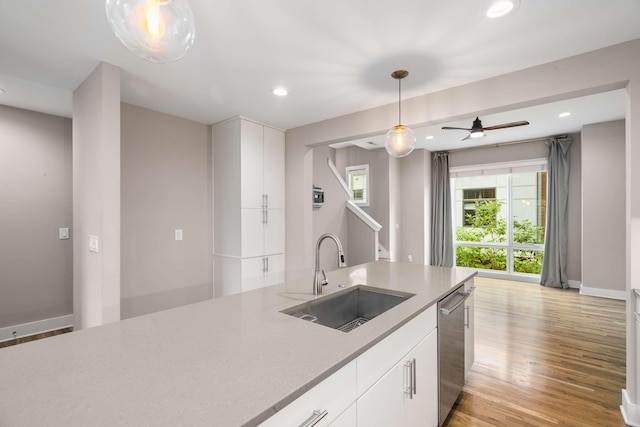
[[105, 0, 195, 63], [385, 124, 416, 158]]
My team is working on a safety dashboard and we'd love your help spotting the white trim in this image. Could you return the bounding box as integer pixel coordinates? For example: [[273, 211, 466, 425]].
[[580, 285, 626, 300], [0, 314, 73, 343], [568, 280, 581, 289], [327, 158, 351, 198], [213, 252, 242, 259], [345, 164, 370, 207], [621, 389, 640, 426], [346, 200, 382, 232], [450, 158, 547, 177], [211, 115, 286, 133]]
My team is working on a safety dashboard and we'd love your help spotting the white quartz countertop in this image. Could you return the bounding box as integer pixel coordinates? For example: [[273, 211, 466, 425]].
[[0, 261, 476, 427]]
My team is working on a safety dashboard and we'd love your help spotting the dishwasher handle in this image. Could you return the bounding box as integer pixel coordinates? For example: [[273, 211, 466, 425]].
[[440, 290, 471, 316]]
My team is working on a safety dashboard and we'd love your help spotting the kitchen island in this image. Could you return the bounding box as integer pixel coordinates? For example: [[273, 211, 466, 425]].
[[0, 261, 476, 426]]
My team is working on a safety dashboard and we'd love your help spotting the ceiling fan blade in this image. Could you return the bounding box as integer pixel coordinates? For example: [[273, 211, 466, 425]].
[[442, 126, 472, 131], [461, 134, 471, 141], [482, 121, 530, 131]]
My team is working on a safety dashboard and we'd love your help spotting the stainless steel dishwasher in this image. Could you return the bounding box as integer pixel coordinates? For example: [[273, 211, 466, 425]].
[[438, 285, 471, 426]]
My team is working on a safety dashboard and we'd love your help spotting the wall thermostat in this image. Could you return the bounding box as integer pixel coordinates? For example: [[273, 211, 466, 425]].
[[313, 186, 324, 208]]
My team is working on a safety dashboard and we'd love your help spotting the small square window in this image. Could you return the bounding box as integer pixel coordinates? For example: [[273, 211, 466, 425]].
[[346, 164, 369, 207]]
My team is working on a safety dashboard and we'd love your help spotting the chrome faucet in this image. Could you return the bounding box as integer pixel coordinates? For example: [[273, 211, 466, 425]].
[[313, 233, 347, 295]]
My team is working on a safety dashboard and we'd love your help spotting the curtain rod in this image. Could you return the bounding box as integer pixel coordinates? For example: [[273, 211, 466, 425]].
[[446, 134, 568, 153]]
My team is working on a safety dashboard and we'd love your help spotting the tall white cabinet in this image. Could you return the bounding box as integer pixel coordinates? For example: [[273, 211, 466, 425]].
[[213, 117, 285, 296]]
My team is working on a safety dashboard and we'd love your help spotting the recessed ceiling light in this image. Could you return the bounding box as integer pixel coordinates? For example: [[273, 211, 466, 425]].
[[487, 0, 517, 18], [558, 112, 571, 118], [425, 135, 434, 140], [273, 87, 288, 97]]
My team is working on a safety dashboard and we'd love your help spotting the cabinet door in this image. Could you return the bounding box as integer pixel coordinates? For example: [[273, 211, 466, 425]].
[[241, 257, 265, 292], [240, 119, 265, 209], [241, 209, 265, 258], [464, 279, 475, 380], [356, 357, 406, 427], [264, 209, 285, 256], [406, 329, 438, 427], [264, 254, 285, 287], [329, 402, 356, 427], [263, 126, 285, 210]]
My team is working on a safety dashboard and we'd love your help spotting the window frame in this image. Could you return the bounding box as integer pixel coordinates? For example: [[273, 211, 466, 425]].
[[346, 164, 370, 207]]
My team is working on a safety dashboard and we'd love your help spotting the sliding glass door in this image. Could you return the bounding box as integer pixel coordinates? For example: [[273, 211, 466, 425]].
[[452, 166, 546, 278]]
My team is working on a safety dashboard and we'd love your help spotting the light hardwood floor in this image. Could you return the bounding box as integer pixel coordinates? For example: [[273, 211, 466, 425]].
[[445, 277, 626, 427]]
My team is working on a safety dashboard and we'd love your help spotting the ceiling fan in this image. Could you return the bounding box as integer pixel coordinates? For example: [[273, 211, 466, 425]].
[[442, 117, 530, 141]]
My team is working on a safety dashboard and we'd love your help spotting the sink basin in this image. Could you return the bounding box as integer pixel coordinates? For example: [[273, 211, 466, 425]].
[[281, 285, 415, 332]]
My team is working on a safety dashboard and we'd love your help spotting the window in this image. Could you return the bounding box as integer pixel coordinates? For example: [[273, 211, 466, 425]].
[[346, 164, 369, 206], [451, 160, 547, 278], [462, 188, 496, 226]]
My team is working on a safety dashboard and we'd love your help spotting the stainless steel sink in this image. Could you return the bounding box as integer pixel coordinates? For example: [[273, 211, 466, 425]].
[[281, 285, 415, 332]]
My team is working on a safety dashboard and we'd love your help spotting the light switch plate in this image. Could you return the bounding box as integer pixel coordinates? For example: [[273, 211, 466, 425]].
[[59, 228, 70, 240], [89, 235, 99, 253], [175, 229, 183, 241]]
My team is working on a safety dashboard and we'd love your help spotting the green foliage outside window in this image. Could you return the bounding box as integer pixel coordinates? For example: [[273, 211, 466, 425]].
[[455, 200, 545, 274]]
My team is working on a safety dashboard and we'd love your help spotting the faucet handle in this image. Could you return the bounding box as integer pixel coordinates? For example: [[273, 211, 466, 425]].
[[321, 270, 328, 286]]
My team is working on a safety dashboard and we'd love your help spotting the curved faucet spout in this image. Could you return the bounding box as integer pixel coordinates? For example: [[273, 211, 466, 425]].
[[313, 233, 347, 295]]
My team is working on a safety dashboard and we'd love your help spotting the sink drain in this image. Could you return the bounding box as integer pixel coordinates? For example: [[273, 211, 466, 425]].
[[337, 317, 370, 332]]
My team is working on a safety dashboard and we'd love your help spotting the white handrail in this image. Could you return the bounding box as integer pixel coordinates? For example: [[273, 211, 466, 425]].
[[327, 158, 351, 198], [346, 200, 382, 232]]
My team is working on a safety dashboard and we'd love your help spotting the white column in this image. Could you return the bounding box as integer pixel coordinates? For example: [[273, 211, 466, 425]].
[[72, 62, 121, 329]]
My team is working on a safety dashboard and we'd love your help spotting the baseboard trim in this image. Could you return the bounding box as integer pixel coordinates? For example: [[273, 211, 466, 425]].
[[0, 314, 74, 343], [568, 280, 581, 289], [621, 389, 640, 426], [580, 285, 626, 300]]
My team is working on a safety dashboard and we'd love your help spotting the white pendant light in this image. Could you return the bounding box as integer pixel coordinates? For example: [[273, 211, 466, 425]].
[[106, 0, 195, 63], [385, 70, 416, 158]]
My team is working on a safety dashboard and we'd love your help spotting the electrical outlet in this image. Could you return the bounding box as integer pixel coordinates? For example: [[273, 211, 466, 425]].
[[175, 229, 183, 241], [407, 254, 413, 262]]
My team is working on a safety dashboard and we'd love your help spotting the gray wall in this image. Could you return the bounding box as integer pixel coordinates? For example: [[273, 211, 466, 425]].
[[0, 105, 72, 328], [312, 146, 349, 271], [120, 103, 212, 319], [398, 149, 430, 264], [72, 62, 121, 329], [335, 146, 391, 251], [582, 120, 625, 293], [449, 136, 582, 283]]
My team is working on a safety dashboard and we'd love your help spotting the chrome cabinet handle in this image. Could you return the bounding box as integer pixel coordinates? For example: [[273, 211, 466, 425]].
[[262, 257, 266, 273], [464, 305, 470, 328], [412, 358, 417, 395], [265, 256, 269, 273], [265, 194, 268, 209], [405, 360, 413, 399], [265, 208, 268, 224], [299, 409, 328, 427]]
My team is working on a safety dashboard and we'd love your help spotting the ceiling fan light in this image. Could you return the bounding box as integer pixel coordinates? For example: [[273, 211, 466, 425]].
[[105, 0, 196, 63], [385, 125, 416, 157], [470, 130, 485, 139], [487, 0, 516, 18]]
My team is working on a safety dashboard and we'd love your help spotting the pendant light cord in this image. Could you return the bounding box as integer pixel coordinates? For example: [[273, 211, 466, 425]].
[[398, 78, 402, 125]]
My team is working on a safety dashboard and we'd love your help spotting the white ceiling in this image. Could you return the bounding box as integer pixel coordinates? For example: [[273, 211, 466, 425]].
[[0, 0, 639, 143]]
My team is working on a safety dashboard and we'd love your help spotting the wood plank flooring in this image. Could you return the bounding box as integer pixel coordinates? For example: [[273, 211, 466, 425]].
[[445, 277, 626, 427], [0, 327, 73, 349]]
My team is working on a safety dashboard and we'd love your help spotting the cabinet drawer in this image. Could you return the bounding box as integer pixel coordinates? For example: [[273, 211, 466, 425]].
[[259, 360, 357, 427], [356, 305, 436, 396]]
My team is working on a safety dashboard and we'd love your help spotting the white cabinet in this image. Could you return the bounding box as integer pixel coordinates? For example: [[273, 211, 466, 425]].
[[259, 304, 442, 427], [464, 278, 475, 380], [329, 403, 356, 427], [259, 361, 357, 427], [213, 117, 285, 296], [357, 328, 438, 427]]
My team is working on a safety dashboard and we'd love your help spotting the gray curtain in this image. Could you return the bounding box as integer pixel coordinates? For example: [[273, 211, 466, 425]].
[[430, 152, 453, 267], [540, 137, 572, 288]]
